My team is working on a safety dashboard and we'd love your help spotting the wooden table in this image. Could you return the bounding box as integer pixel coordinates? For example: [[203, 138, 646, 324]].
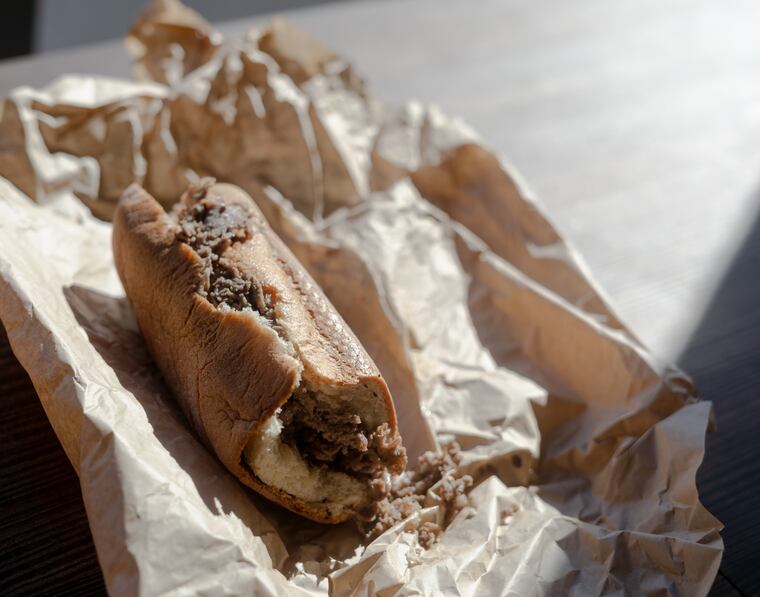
[[2, 0, 759, 594]]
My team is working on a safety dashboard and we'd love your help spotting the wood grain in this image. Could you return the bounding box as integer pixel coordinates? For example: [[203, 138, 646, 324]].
[[683, 205, 760, 597], [0, 324, 106, 596], [710, 573, 744, 597]]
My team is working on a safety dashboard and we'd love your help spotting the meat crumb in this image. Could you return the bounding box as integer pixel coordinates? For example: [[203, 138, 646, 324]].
[[366, 442, 473, 548], [417, 521, 442, 549]]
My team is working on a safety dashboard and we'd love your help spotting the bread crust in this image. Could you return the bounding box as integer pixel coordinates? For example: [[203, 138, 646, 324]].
[[112, 182, 400, 523]]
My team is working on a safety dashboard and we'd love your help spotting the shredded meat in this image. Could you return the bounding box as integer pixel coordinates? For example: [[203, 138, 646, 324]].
[[175, 182, 276, 320], [367, 442, 473, 548], [280, 389, 405, 483]]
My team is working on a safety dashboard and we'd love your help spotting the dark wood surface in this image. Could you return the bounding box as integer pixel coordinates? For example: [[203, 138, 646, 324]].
[[2, 0, 760, 594], [681, 206, 760, 597], [0, 324, 106, 596]]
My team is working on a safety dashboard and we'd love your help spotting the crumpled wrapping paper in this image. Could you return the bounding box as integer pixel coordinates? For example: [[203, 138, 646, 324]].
[[0, 1, 722, 595]]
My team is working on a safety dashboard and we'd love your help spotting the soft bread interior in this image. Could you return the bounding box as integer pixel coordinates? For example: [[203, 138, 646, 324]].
[[243, 383, 391, 516], [243, 414, 367, 514]]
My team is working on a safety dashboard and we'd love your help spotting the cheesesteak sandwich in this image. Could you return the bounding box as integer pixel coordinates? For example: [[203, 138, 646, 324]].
[[112, 180, 406, 523]]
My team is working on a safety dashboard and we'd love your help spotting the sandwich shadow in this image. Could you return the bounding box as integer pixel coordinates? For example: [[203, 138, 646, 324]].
[[63, 283, 366, 577]]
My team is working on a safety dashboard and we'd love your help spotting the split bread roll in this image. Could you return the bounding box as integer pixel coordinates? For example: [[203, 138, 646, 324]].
[[112, 180, 406, 523]]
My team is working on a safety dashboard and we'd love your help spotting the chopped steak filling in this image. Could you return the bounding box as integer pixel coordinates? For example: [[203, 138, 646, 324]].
[[280, 388, 406, 485], [367, 442, 473, 549], [175, 184, 276, 321]]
